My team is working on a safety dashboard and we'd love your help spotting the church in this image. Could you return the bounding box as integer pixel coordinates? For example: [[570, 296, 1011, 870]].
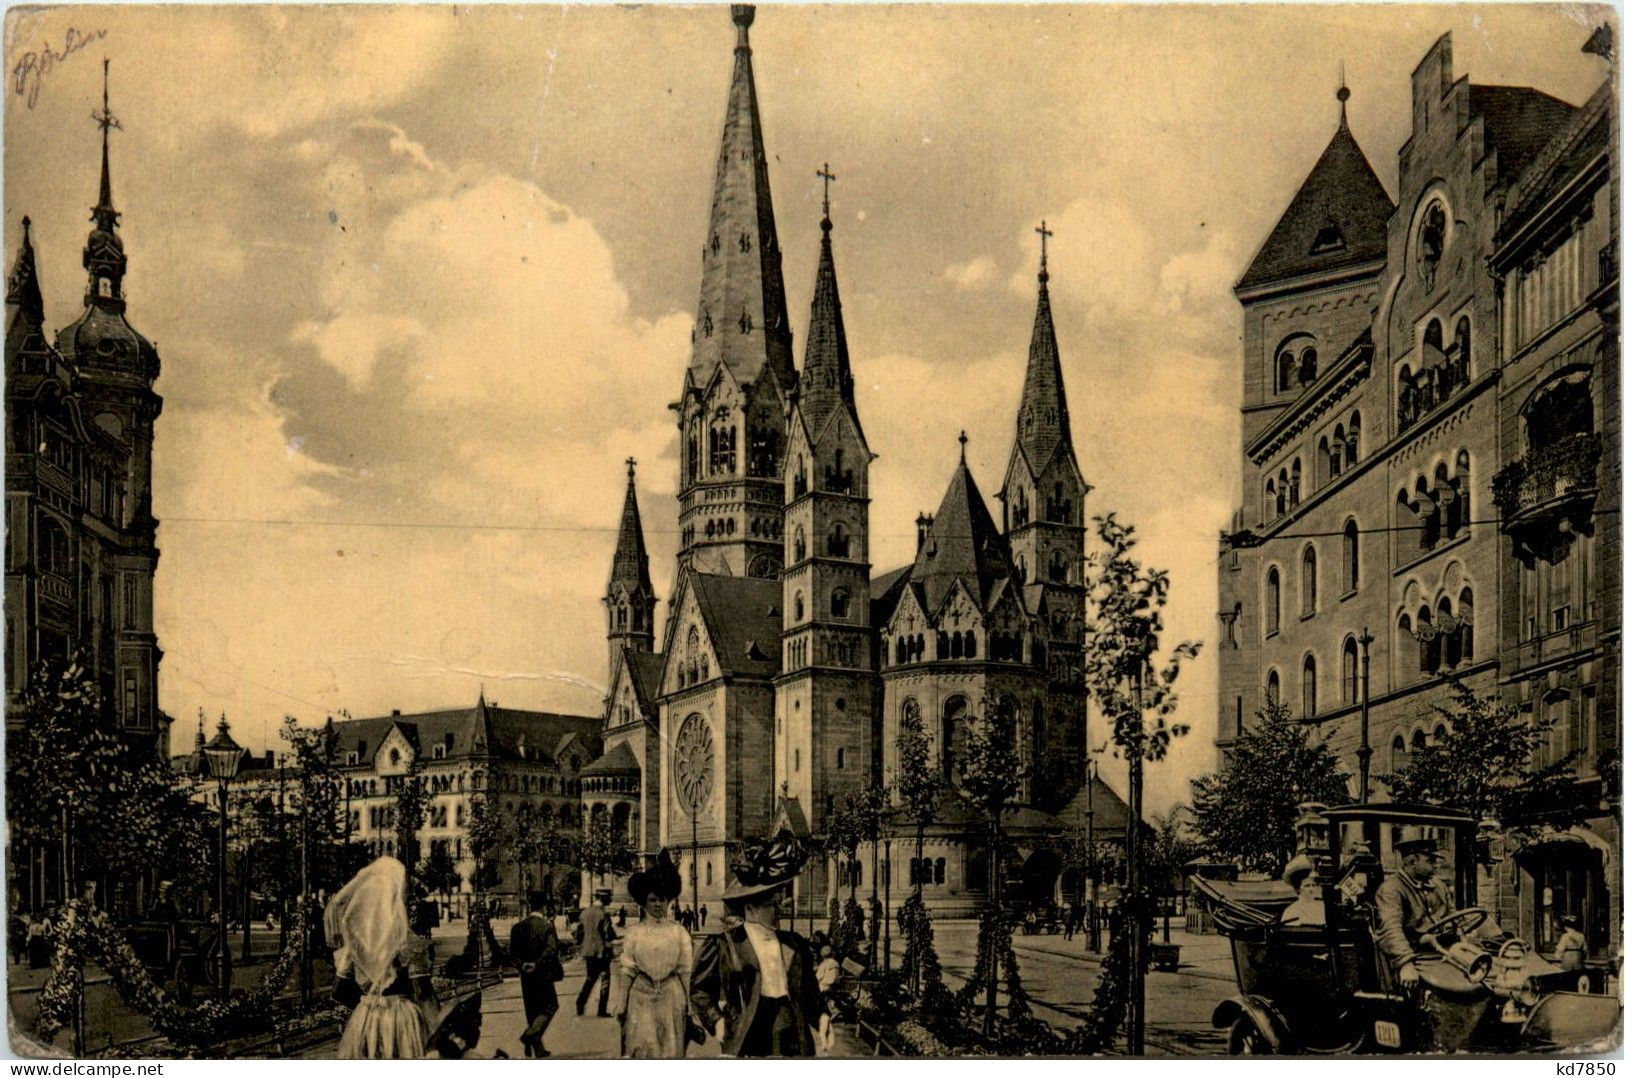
[[582, 5, 1130, 917]]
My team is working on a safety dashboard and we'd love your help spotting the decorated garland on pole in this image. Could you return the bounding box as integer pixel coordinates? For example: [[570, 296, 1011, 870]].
[[1062, 890, 1154, 1055], [35, 899, 310, 1049], [896, 893, 951, 1016]]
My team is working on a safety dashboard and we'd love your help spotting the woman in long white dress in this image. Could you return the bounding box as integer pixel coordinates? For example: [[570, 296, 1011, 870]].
[[612, 851, 692, 1058], [325, 856, 432, 1059]]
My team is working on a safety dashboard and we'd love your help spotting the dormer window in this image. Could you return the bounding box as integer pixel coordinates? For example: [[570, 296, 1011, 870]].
[[1310, 218, 1346, 254]]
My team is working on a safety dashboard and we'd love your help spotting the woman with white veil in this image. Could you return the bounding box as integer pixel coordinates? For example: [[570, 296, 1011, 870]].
[[326, 856, 432, 1059]]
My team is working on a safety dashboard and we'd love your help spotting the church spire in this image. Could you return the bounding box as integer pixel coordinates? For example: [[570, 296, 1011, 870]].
[[687, 4, 793, 392], [794, 164, 856, 435], [1013, 221, 1072, 474], [7, 217, 43, 328], [605, 457, 656, 668], [83, 58, 127, 312]]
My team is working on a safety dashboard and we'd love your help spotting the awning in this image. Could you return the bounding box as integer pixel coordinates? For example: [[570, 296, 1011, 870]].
[[1520, 825, 1613, 875]]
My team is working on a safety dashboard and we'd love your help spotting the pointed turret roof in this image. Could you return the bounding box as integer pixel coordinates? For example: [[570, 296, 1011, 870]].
[[911, 437, 1019, 613], [1236, 88, 1394, 293], [687, 5, 794, 392], [608, 459, 653, 596], [1012, 227, 1072, 476], [7, 217, 43, 328], [795, 201, 857, 436]]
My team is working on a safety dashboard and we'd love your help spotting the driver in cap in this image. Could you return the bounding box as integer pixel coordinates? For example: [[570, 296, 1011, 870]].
[[1376, 833, 1471, 987]]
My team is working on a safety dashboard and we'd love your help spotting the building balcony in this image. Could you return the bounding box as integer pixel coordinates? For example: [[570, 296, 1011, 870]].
[[1493, 433, 1602, 560]]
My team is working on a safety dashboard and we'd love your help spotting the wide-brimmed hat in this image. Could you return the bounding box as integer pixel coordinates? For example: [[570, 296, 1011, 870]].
[[722, 831, 808, 902], [429, 991, 482, 1051], [629, 850, 682, 907]]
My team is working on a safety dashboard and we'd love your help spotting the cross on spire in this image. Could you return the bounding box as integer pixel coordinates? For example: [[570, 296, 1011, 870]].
[[817, 162, 837, 227], [1337, 61, 1351, 124], [626, 456, 637, 480], [958, 429, 968, 461], [92, 58, 120, 136], [1035, 220, 1053, 283], [91, 58, 121, 224]]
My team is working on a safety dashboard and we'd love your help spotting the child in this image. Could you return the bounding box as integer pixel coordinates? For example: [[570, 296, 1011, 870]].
[[1556, 915, 1588, 971]]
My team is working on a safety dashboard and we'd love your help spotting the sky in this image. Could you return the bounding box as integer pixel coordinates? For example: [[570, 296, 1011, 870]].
[[3, 3, 1610, 811]]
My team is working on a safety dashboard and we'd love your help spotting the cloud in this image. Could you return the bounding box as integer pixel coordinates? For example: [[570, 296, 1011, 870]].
[[943, 256, 999, 289]]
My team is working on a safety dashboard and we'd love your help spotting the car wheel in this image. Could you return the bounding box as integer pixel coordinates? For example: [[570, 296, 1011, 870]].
[[1229, 1018, 1273, 1056]]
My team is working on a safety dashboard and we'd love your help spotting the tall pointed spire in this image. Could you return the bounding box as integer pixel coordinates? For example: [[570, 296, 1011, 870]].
[[94, 59, 119, 229], [1014, 221, 1072, 474], [81, 57, 127, 312], [687, 4, 793, 391], [7, 217, 43, 327], [609, 458, 654, 597], [795, 165, 855, 435]]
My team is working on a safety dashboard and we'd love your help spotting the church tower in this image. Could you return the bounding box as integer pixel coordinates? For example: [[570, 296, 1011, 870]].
[[604, 458, 656, 673], [1000, 226, 1087, 642], [672, 4, 795, 583], [51, 61, 165, 745], [776, 179, 875, 897]]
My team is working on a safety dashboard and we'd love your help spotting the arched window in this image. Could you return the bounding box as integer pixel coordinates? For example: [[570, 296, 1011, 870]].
[[831, 588, 850, 619], [1459, 587, 1474, 662], [1265, 669, 1281, 706], [942, 697, 967, 780], [934, 858, 946, 885], [1300, 348, 1318, 384], [1440, 596, 1460, 667], [1265, 567, 1281, 635], [794, 591, 805, 621], [1417, 605, 1439, 674], [1341, 636, 1359, 704], [1301, 545, 1318, 616], [828, 523, 850, 558], [1398, 614, 1414, 677], [1454, 316, 1471, 379], [836, 747, 845, 770], [1290, 459, 1302, 508], [1049, 550, 1068, 583], [1448, 450, 1470, 539], [1276, 349, 1298, 393], [1412, 728, 1428, 753], [964, 630, 977, 659], [1392, 734, 1408, 770], [936, 630, 949, 657], [950, 631, 963, 659], [894, 637, 906, 665], [1342, 519, 1359, 592], [793, 455, 808, 498], [1424, 318, 1445, 355], [1418, 478, 1440, 549], [1265, 479, 1279, 521], [793, 527, 806, 563], [1318, 437, 1332, 484], [1302, 654, 1317, 717], [1347, 411, 1362, 463]]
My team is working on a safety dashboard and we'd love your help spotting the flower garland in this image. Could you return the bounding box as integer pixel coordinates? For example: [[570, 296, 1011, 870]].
[[35, 900, 309, 1049], [895, 894, 951, 1016], [1062, 891, 1154, 1055]]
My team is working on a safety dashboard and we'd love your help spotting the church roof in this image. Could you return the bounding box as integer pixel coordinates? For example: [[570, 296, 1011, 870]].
[[686, 5, 794, 393], [623, 649, 665, 712], [6, 217, 50, 366], [608, 461, 653, 596], [1053, 772, 1137, 835], [687, 571, 782, 679], [909, 448, 1019, 615], [1236, 101, 1393, 293], [794, 207, 862, 442], [580, 740, 640, 777], [1009, 251, 1072, 479]]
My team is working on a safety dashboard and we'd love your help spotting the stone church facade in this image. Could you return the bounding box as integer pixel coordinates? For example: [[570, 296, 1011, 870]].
[[585, 5, 1127, 917]]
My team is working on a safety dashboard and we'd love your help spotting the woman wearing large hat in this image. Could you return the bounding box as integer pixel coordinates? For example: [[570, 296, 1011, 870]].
[[689, 833, 832, 1057], [610, 851, 692, 1058]]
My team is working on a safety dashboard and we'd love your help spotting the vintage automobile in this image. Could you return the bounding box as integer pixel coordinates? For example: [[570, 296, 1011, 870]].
[[127, 918, 230, 1003], [1194, 802, 1621, 1055]]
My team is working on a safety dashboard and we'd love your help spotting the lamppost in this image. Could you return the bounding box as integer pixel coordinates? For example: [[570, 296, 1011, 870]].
[[1084, 755, 1101, 952], [1357, 629, 1374, 804], [1124, 629, 1154, 1058], [203, 715, 243, 1000]]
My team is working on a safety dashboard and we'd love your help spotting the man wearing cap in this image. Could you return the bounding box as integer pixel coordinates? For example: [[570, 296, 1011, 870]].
[[690, 834, 831, 1057], [1374, 835, 1458, 987], [577, 887, 617, 1018]]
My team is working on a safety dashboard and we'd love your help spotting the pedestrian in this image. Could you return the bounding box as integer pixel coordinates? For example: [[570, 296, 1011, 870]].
[[425, 991, 508, 1059], [1556, 915, 1588, 971], [700, 904, 708, 928], [26, 910, 52, 969], [612, 851, 692, 1058], [509, 889, 564, 1057], [1062, 904, 1074, 941], [577, 887, 617, 1017], [325, 856, 432, 1059], [690, 833, 831, 1057], [618, 905, 628, 929]]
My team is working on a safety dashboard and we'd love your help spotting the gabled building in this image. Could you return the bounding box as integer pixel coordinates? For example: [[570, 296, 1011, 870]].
[[1216, 31, 1619, 957]]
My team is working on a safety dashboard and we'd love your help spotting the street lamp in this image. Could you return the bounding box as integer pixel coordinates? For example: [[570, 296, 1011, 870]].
[[203, 714, 243, 1000], [1356, 629, 1374, 804]]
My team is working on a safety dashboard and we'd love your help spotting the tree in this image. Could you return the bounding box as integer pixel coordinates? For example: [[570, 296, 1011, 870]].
[[578, 814, 636, 890], [279, 715, 368, 896], [845, 782, 891, 968], [895, 698, 942, 998], [1067, 514, 1201, 1055], [954, 693, 1027, 1037], [1190, 701, 1350, 877], [393, 760, 430, 904], [6, 653, 207, 913], [1383, 678, 1588, 844], [823, 798, 864, 957], [510, 803, 542, 896], [466, 793, 508, 898], [419, 845, 462, 908]]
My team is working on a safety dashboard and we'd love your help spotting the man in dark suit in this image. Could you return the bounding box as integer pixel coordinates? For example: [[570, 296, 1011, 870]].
[[1375, 835, 1460, 987], [575, 887, 615, 1017], [690, 834, 831, 1057], [509, 890, 561, 1057]]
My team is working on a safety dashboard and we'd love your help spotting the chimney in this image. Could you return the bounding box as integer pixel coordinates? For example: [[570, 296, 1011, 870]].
[[915, 513, 933, 552], [391, 709, 401, 716]]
